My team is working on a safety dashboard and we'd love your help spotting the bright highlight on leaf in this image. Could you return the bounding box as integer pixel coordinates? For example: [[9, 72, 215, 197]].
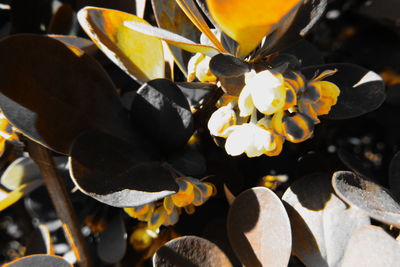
[[206, 0, 302, 56], [78, 7, 165, 83]]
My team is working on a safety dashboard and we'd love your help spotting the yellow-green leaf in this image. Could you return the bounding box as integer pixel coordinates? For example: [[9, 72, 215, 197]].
[[77, 7, 164, 83], [206, 0, 301, 57]]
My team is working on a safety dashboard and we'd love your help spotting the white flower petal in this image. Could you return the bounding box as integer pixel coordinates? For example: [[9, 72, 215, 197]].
[[208, 105, 236, 137], [225, 125, 251, 156]]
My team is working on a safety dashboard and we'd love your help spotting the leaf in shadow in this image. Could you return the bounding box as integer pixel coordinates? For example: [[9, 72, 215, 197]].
[[0, 34, 133, 154], [341, 225, 400, 267], [153, 236, 232, 267], [333, 171, 400, 228], [282, 173, 370, 267], [69, 131, 178, 207], [209, 53, 250, 78], [227, 187, 291, 267], [25, 225, 53, 256], [301, 63, 386, 120], [130, 79, 194, 152], [97, 212, 127, 263], [389, 151, 400, 199], [338, 149, 374, 179], [3, 255, 71, 267]]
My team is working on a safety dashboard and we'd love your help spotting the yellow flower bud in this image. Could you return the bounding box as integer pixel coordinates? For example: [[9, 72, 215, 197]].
[[187, 53, 217, 82], [208, 105, 237, 137]]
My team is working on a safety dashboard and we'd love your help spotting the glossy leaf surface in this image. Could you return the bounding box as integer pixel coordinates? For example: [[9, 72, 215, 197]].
[[341, 225, 400, 267], [333, 171, 400, 228], [78, 7, 164, 83], [210, 53, 250, 78], [206, 0, 301, 56], [69, 131, 178, 207], [130, 79, 194, 152], [302, 63, 385, 119], [0, 34, 132, 154], [227, 187, 291, 267], [153, 236, 232, 267], [282, 173, 370, 267]]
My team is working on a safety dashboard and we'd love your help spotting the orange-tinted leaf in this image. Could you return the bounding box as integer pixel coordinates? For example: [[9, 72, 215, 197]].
[[175, 0, 226, 53], [206, 0, 301, 57], [78, 7, 164, 83], [123, 20, 219, 56]]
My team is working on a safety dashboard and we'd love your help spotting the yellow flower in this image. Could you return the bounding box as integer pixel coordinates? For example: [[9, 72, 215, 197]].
[[187, 53, 217, 82], [0, 113, 19, 156], [224, 122, 276, 157], [125, 177, 216, 229], [207, 104, 237, 137], [238, 70, 286, 117]]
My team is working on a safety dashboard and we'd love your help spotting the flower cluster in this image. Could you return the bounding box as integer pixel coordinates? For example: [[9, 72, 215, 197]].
[[125, 177, 215, 230], [208, 69, 340, 157]]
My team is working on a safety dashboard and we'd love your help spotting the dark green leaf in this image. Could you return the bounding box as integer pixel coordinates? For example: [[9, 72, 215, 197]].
[[210, 54, 250, 78], [389, 151, 400, 199], [0, 34, 133, 154], [130, 79, 194, 152], [70, 131, 178, 207]]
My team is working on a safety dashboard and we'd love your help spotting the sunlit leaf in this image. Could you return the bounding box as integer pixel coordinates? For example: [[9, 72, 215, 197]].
[[175, 0, 226, 53], [341, 225, 400, 267], [123, 20, 219, 57], [389, 151, 400, 199], [97, 212, 127, 263], [69, 131, 178, 207], [0, 34, 133, 154], [206, 0, 301, 57], [135, 0, 147, 18], [1, 157, 41, 191], [0, 180, 43, 212], [49, 35, 97, 56], [301, 63, 386, 119], [282, 173, 370, 267], [77, 7, 164, 83], [227, 187, 291, 267], [130, 79, 194, 152], [153, 236, 232, 266], [3, 255, 71, 267], [152, 0, 201, 76], [333, 171, 400, 228]]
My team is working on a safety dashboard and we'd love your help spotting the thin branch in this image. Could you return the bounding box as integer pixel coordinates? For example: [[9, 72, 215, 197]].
[[27, 140, 92, 267]]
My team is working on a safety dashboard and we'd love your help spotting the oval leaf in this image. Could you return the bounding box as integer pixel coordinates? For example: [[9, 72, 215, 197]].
[[130, 79, 194, 152], [97, 213, 127, 263], [227, 187, 291, 267], [333, 171, 400, 228], [26, 225, 54, 255], [77, 7, 165, 83], [338, 149, 374, 179], [341, 225, 400, 267], [301, 63, 386, 119], [153, 236, 232, 267], [3, 255, 71, 267], [1, 157, 41, 191], [69, 131, 178, 207], [206, 0, 301, 57], [210, 53, 250, 78], [282, 173, 370, 267], [0, 34, 132, 154]]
